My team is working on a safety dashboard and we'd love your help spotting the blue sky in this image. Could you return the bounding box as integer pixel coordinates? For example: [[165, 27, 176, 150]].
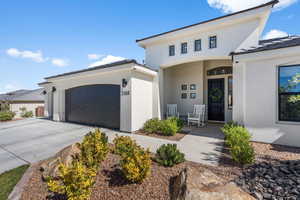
[[0, 0, 299, 93]]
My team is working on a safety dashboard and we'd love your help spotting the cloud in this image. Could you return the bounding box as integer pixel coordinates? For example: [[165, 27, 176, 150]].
[[6, 48, 47, 63], [88, 54, 104, 60], [263, 29, 289, 39], [6, 48, 71, 67], [0, 83, 22, 94], [88, 55, 126, 68], [51, 58, 69, 67], [207, 0, 298, 13]]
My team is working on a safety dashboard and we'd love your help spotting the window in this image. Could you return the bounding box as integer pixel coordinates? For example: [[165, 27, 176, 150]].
[[194, 39, 201, 51], [228, 76, 233, 109], [190, 93, 196, 99], [181, 93, 187, 99], [181, 42, 188, 54], [278, 65, 300, 122], [169, 45, 175, 56], [209, 36, 217, 49], [181, 84, 187, 91], [207, 67, 232, 76], [190, 84, 196, 90]]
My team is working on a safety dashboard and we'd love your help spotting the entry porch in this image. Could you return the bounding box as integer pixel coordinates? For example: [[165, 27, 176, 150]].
[[160, 59, 233, 123]]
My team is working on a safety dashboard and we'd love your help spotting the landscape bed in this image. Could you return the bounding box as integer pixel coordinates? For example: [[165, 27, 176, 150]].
[[20, 153, 236, 200]]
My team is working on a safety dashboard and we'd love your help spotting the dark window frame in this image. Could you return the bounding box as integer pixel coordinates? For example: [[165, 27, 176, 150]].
[[228, 76, 233, 109], [207, 66, 232, 76], [209, 36, 217, 49], [190, 93, 196, 99], [181, 42, 188, 54], [169, 45, 175, 56], [194, 39, 201, 51], [278, 64, 300, 122]]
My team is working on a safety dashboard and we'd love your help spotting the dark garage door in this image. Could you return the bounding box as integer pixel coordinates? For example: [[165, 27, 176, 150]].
[[65, 84, 120, 129]]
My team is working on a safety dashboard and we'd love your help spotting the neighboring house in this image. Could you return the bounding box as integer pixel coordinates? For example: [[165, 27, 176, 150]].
[[0, 89, 45, 118], [39, 0, 300, 147]]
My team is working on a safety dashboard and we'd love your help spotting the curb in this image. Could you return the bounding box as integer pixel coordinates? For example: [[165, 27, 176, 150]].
[[8, 163, 37, 200]]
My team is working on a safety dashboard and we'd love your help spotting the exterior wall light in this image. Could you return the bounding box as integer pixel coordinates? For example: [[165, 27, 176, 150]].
[[122, 78, 128, 88]]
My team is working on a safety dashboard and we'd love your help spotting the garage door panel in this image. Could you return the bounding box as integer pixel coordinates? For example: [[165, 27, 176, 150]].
[[65, 84, 120, 129]]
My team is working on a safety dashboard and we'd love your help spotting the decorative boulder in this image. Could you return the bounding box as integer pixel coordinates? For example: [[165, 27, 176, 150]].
[[172, 166, 255, 200], [40, 143, 81, 179]]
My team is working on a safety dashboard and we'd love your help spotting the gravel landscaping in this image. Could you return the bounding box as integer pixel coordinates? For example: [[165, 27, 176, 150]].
[[18, 139, 300, 200], [219, 141, 300, 200], [20, 153, 236, 200]]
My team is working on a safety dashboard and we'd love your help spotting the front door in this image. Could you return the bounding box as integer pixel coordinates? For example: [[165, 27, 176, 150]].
[[208, 78, 225, 121]]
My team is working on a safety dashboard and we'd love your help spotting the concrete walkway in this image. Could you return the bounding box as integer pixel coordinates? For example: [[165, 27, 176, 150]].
[[102, 124, 224, 165], [0, 119, 223, 173]]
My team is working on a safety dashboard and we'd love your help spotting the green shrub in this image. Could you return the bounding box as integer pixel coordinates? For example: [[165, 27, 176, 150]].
[[225, 126, 251, 148], [0, 101, 10, 112], [222, 124, 255, 165], [143, 118, 161, 134], [168, 117, 184, 132], [20, 107, 33, 118], [0, 111, 15, 121], [160, 119, 178, 136], [78, 128, 109, 169], [22, 111, 33, 118], [230, 141, 255, 165], [120, 147, 151, 183], [154, 144, 185, 167], [47, 160, 96, 200], [113, 135, 138, 157]]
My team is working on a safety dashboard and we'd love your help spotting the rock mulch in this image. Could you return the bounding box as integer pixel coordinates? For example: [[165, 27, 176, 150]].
[[20, 152, 237, 200], [235, 160, 300, 200]]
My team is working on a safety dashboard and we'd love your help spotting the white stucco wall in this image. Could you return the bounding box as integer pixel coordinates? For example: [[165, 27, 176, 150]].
[[163, 61, 205, 115], [42, 63, 157, 132], [233, 46, 300, 147], [10, 102, 44, 118], [138, 5, 272, 69], [131, 71, 154, 131]]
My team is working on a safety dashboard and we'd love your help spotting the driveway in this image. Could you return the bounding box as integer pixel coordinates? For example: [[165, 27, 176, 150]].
[[0, 118, 223, 174], [0, 118, 92, 173]]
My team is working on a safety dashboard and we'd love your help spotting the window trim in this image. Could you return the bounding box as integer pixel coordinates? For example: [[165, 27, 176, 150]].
[[194, 39, 201, 52], [277, 64, 300, 123], [228, 76, 233, 110], [169, 45, 175, 56], [209, 35, 217, 49], [181, 42, 188, 54]]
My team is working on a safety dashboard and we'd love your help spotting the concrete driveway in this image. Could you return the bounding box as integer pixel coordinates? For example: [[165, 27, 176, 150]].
[[0, 118, 223, 174], [0, 118, 92, 173]]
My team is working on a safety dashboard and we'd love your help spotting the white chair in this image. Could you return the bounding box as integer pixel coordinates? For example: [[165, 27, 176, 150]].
[[188, 104, 206, 127], [166, 104, 179, 118]]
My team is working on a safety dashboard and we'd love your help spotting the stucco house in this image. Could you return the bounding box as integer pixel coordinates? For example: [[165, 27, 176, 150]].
[[0, 89, 44, 118], [39, 0, 300, 147]]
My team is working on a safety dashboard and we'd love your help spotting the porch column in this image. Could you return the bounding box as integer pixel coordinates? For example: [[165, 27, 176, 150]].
[[158, 68, 164, 119]]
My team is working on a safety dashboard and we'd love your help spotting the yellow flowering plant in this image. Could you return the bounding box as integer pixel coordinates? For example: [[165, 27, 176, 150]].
[[120, 147, 151, 183], [47, 160, 96, 200], [78, 128, 109, 169]]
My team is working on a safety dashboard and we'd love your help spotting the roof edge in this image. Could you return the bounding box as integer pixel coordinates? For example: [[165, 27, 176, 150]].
[[44, 59, 157, 80], [136, 0, 278, 43]]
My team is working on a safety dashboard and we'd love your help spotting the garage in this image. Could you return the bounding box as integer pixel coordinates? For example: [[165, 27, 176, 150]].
[[65, 84, 120, 129], [39, 59, 158, 132]]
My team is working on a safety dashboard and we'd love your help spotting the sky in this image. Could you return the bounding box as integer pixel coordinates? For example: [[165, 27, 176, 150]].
[[0, 0, 299, 93]]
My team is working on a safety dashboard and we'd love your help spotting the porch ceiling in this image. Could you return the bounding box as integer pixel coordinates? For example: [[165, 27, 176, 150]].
[[160, 56, 231, 68]]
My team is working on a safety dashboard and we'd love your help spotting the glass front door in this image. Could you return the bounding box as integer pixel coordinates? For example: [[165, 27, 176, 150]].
[[208, 78, 225, 121]]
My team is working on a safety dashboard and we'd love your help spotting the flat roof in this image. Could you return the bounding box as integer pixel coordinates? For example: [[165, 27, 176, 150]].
[[45, 59, 157, 80], [136, 0, 278, 43]]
